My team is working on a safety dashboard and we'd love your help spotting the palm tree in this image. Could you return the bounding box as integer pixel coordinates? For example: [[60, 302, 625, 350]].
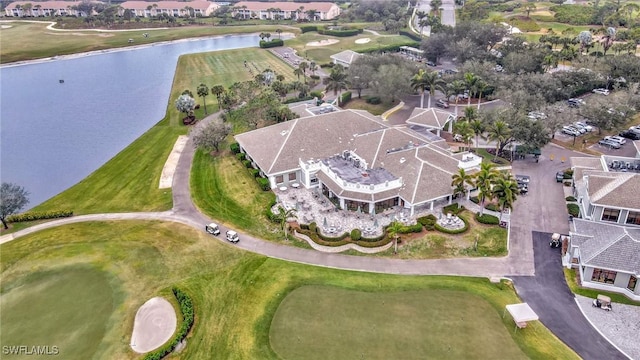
[[463, 72, 481, 107], [411, 69, 444, 108], [493, 175, 519, 221], [387, 221, 403, 254], [275, 206, 297, 240], [474, 164, 498, 216], [323, 69, 350, 99], [298, 61, 309, 83], [476, 80, 489, 110], [486, 121, 511, 161], [454, 120, 474, 151], [276, 28, 282, 39], [448, 80, 466, 116], [196, 83, 209, 114], [211, 84, 225, 109], [451, 168, 474, 199], [293, 67, 304, 81], [469, 119, 484, 150], [309, 61, 317, 76]]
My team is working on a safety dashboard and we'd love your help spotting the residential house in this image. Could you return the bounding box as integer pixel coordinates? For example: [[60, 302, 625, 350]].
[[5, 1, 92, 17], [329, 50, 362, 68], [234, 109, 481, 216], [118, 1, 219, 18], [232, 1, 340, 21], [563, 218, 640, 301], [571, 156, 640, 228]]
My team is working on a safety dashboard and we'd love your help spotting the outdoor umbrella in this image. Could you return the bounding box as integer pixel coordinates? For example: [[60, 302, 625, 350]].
[[374, 218, 379, 227], [323, 217, 328, 228]]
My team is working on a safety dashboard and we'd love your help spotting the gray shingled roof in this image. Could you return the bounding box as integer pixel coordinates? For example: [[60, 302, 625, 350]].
[[330, 50, 362, 65], [405, 108, 455, 129], [585, 171, 640, 210], [571, 219, 640, 275], [570, 157, 604, 170]]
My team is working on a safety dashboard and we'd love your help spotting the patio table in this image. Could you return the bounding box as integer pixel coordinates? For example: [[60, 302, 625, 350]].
[[279, 186, 287, 192], [291, 183, 300, 188]]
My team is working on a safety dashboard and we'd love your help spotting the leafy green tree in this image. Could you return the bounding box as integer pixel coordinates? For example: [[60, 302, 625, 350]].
[[211, 85, 225, 110], [190, 120, 231, 153], [196, 83, 209, 114], [175, 94, 195, 116], [0, 183, 29, 229]]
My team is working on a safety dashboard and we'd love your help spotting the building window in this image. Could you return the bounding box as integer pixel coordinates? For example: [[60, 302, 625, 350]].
[[628, 276, 637, 291], [275, 175, 284, 184], [626, 211, 640, 225], [601, 208, 620, 222], [288, 173, 296, 181], [591, 268, 617, 284]]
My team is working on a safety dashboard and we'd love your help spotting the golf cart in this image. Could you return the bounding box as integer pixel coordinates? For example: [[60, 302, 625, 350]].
[[592, 294, 612, 311], [226, 230, 240, 243], [205, 223, 221, 236], [550, 233, 568, 248]]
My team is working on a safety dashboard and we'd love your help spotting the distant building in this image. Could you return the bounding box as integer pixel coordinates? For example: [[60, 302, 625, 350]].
[[118, 1, 220, 18], [232, 1, 340, 21], [5, 1, 94, 17], [330, 50, 362, 68]]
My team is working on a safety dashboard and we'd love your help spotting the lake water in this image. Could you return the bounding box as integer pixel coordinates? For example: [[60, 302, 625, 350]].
[[1, 34, 263, 208]]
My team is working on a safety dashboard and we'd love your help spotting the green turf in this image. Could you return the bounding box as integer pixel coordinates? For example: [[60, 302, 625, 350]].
[[270, 285, 527, 360], [0, 265, 120, 359], [0, 221, 580, 359], [0, 21, 294, 64]]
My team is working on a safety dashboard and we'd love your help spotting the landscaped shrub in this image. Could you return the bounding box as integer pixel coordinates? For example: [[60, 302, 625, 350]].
[[567, 204, 580, 217], [366, 96, 381, 104], [242, 159, 252, 168], [443, 203, 465, 215], [265, 198, 278, 223], [340, 91, 352, 105], [236, 153, 246, 161], [300, 25, 318, 33], [355, 236, 391, 248], [484, 203, 501, 212], [475, 212, 500, 225], [418, 214, 438, 230], [563, 169, 574, 179], [309, 75, 320, 80], [470, 196, 479, 204], [359, 42, 421, 54], [256, 177, 270, 191], [6, 210, 73, 223], [434, 216, 469, 234], [565, 196, 577, 202], [259, 39, 284, 48], [230, 142, 240, 153], [398, 223, 423, 234], [309, 222, 317, 234], [317, 26, 362, 37], [142, 288, 194, 360], [310, 90, 323, 99], [398, 29, 422, 42], [563, 181, 572, 187], [249, 168, 260, 178], [350, 229, 361, 241], [284, 96, 313, 104]]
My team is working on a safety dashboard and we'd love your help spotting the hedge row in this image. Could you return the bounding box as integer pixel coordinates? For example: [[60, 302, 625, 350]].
[[359, 42, 421, 54], [398, 30, 422, 42], [484, 203, 500, 212], [434, 215, 469, 234], [265, 198, 278, 223], [143, 288, 194, 360], [443, 203, 465, 215], [259, 39, 284, 48], [7, 210, 73, 223], [417, 214, 437, 230], [317, 28, 363, 37], [283, 95, 314, 104], [340, 91, 352, 105], [475, 212, 500, 225], [230, 142, 240, 154], [300, 25, 317, 33], [398, 223, 423, 234]]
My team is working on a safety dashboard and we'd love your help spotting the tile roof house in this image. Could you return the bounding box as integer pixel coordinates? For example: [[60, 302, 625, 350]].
[[564, 218, 640, 300], [330, 50, 362, 68], [5, 1, 95, 17], [571, 156, 640, 228], [235, 109, 481, 216], [119, 1, 220, 18], [232, 1, 340, 21]]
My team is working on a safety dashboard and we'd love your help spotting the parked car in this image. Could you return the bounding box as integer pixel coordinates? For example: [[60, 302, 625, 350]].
[[598, 139, 621, 149], [619, 130, 640, 140], [494, 64, 504, 72], [569, 125, 587, 134], [574, 121, 593, 132], [426, 60, 436, 67], [556, 172, 564, 182], [527, 111, 546, 120], [592, 88, 610, 95], [567, 98, 586, 107], [605, 135, 626, 145], [435, 99, 450, 108], [562, 127, 581, 136], [444, 69, 458, 75]]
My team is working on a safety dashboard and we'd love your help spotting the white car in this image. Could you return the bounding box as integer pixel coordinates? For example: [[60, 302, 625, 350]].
[[592, 88, 610, 95], [562, 127, 581, 136], [574, 121, 593, 132], [566, 125, 586, 134], [605, 135, 626, 145]]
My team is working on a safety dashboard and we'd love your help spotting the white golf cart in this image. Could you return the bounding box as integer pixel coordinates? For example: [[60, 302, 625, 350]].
[[592, 294, 612, 311], [226, 230, 240, 243], [205, 223, 221, 236]]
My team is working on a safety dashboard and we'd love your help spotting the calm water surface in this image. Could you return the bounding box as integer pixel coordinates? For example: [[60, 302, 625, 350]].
[[1, 34, 262, 208]]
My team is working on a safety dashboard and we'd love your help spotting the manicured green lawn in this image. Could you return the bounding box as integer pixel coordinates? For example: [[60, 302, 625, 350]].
[[271, 285, 527, 360], [342, 97, 396, 116], [0, 221, 580, 359], [0, 265, 121, 359], [564, 268, 640, 306], [0, 21, 293, 64]]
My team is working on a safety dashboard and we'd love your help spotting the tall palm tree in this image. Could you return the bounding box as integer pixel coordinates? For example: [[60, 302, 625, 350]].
[[275, 206, 297, 240], [293, 67, 304, 81], [210, 84, 225, 109], [298, 61, 309, 83], [323, 69, 350, 99], [469, 119, 484, 150], [451, 168, 474, 199], [448, 80, 466, 116], [463, 72, 481, 107], [486, 120, 511, 161], [387, 221, 403, 254], [454, 120, 474, 151], [474, 164, 498, 216], [476, 80, 489, 110], [196, 83, 209, 114], [493, 175, 519, 221], [411, 69, 444, 108], [276, 28, 282, 39]]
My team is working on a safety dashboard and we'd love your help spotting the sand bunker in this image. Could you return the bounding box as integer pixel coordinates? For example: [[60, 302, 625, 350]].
[[306, 39, 339, 47], [130, 297, 177, 354], [45, 31, 114, 37], [355, 38, 371, 44], [1, 25, 13, 29]]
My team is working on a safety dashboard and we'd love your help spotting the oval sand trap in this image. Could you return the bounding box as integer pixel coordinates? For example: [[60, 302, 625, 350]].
[[1, 25, 13, 29], [355, 38, 370, 44], [130, 297, 177, 353], [306, 39, 339, 47]]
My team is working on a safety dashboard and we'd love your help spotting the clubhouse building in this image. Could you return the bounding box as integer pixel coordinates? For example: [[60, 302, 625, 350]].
[[231, 1, 340, 21], [235, 109, 481, 216]]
